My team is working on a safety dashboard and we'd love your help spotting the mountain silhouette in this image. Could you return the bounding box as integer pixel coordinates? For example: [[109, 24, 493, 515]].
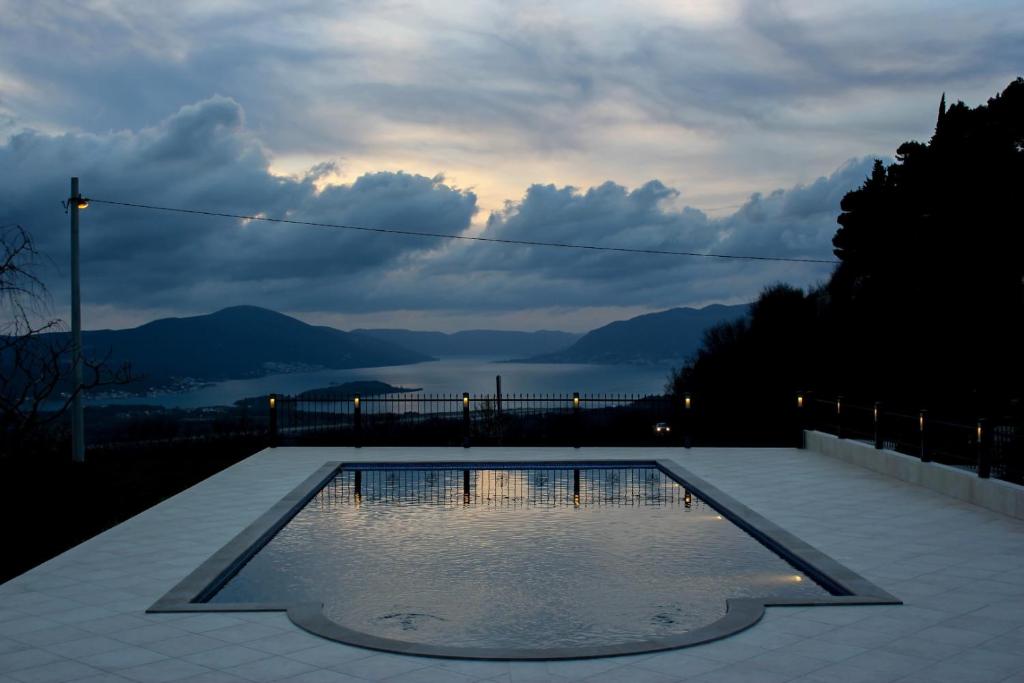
[[518, 304, 750, 365], [74, 306, 432, 389]]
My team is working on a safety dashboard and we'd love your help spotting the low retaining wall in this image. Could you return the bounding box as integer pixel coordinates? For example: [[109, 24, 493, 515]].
[[805, 431, 1024, 520]]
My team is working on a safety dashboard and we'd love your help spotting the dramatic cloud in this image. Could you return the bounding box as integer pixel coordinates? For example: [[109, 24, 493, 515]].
[[0, 97, 478, 318], [0, 97, 874, 330], [1, 0, 1018, 329], [0, 0, 1018, 214]]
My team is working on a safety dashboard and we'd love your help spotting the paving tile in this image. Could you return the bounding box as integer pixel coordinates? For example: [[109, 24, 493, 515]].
[[0, 649, 63, 674], [79, 646, 168, 670], [144, 637, 225, 659], [279, 670, 366, 683], [581, 664, 678, 683], [6, 659, 102, 683], [9, 627, 93, 648], [112, 627, 189, 648], [117, 658, 213, 683], [283, 643, 371, 668], [200, 626, 284, 646], [682, 662, 792, 683], [40, 636, 127, 660], [635, 651, 725, 679], [331, 653, 433, 680], [181, 646, 267, 669], [222, 656, 314, 683], [236, 634, 323, 657], [382, 665, 477, 683]]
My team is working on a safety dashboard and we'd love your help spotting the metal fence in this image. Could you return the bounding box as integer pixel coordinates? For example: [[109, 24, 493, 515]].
[[269, 392, 679, 448], [261, 389, 1021, 487], [803, 395, 1022, 485]]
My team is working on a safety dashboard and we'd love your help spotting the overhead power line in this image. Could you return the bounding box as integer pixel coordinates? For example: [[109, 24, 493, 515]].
[[87, 198, 838, 264]]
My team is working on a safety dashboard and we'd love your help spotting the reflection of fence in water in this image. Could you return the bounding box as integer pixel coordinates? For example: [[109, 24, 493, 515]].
[[313, 467, 703, 508]]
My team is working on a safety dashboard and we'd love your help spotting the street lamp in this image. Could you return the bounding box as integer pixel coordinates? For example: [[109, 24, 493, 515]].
[[69, 177, 89, 463]]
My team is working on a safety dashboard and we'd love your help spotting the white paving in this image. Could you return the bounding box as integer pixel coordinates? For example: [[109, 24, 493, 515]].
[[2, 446, 1023, 683]]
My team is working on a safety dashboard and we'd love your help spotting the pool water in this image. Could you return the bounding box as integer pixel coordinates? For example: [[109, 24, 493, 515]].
[[210, 464, 829, 649]]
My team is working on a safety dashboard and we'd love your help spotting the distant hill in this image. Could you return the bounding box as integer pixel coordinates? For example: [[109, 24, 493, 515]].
[[235, 380, 419, 409], [352, 328, 581, 358], [517, 304, 750, 365], [73, 306, 433, 390]]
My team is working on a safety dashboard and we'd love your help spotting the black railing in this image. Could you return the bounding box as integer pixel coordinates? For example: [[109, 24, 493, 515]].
[[269, 392, 679, 448], [803, 395, 1021, 485], [261, 390, 1021, 487]]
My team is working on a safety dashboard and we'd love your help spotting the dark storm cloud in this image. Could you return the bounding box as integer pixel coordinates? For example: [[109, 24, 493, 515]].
[[0, 95, 874, 321], [406, 158, 876, 312], [0, 97, 478, 312]]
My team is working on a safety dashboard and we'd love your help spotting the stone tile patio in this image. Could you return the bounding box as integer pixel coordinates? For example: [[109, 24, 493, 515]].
[[2, 444, 1023, 682]]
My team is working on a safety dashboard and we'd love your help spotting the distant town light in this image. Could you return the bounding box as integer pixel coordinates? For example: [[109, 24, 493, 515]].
[[268, 395, 275, 409], [463, 393, 470, 408], [573, 393, 580, 409], [353, 395, 360, 408], [797, 394, 804, 409], [684, 393, 692, 410]]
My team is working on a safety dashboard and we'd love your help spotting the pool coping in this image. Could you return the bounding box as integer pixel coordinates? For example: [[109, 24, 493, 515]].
[[148, 458, 900, 660]]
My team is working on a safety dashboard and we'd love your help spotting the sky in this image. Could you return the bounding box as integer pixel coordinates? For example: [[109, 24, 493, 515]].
[[0, 0, 1020, 332]]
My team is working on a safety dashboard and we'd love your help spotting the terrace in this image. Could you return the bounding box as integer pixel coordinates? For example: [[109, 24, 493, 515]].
[[2, 437, 1023, 682]]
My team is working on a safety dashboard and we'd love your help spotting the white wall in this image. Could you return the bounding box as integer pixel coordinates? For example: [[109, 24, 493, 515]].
[[805, 431, 1024, 520]]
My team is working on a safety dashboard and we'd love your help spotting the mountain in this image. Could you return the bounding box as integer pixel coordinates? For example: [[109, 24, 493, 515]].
[[76, 306, 433, 389], [517, 304, 750, 365], [351, 329, 582, 358]]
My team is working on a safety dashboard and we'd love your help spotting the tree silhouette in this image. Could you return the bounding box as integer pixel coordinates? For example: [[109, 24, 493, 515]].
[[672, 78, 1024, 420], [1, 225, 133, 458]]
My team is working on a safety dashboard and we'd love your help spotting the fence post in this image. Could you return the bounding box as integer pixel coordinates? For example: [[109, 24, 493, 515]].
[[873, 401, 883, 449], [463, 392, 471, 448], [919, 409, 930, 462], [572, 392, 581, 449], [836, 395, 844, 439], [977, 418, 991, 479], [353, 394, 361, 448], [268, 394, 278, 448], [683, 392, 693, 449], [796, 392, 805, 449]]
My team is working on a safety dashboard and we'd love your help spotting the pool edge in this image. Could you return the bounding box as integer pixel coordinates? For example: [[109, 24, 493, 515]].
[[147, 456, 901, 659]]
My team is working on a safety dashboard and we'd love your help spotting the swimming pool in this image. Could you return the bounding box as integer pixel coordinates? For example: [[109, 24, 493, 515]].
[[150, 459, 899, 659]]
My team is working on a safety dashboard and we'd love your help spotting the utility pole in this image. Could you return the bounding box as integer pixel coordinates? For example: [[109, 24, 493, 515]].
[[70, 177, 85, 463]]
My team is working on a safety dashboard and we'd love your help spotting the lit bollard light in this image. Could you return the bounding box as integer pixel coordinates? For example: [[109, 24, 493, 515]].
[[919, 409, 930, 462], [268, 394, 278, 448], [463, 392, 471, 448], [977, 419, 991, 479], [796, 392, 805, 449], [836, 395, 844, 439], [353, 394, 361, 448], [683, 393, 693, 449], [874, 401, 883, 450], [573, 392, 581, 449]]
